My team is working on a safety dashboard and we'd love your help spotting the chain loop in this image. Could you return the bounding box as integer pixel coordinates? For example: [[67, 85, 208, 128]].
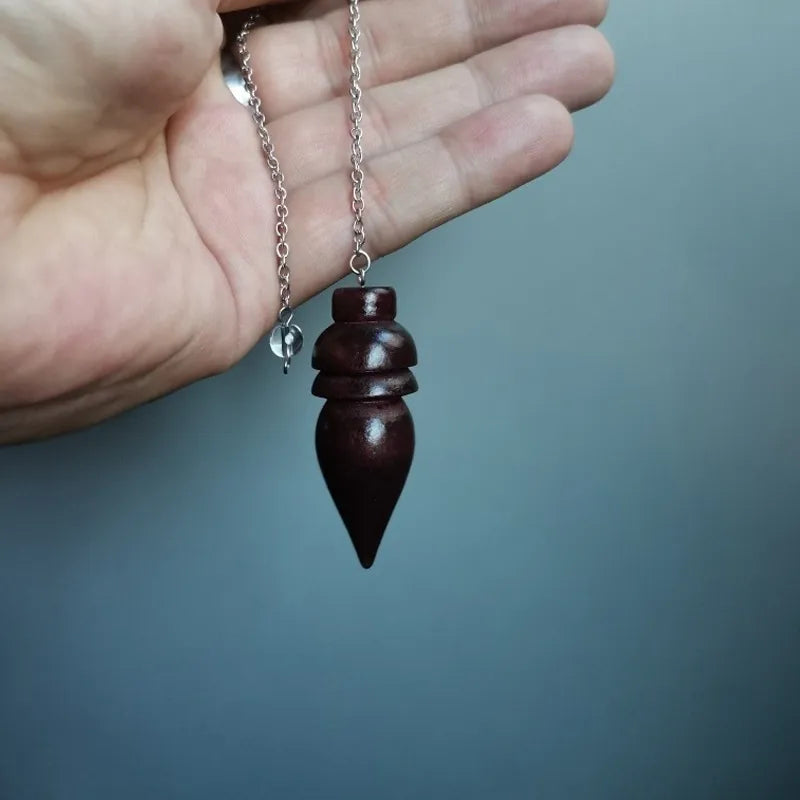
[[349, 249, 371, 286]]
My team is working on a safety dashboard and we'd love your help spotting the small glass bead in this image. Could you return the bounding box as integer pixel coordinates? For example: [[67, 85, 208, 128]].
[[269, 323, 304, 361]]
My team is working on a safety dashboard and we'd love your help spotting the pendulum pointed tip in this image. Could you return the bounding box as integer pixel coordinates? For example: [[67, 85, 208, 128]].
[[338, 504, 390, 569], [356, 548, 377, 570]]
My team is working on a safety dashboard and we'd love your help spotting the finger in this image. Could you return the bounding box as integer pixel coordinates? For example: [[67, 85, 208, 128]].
[[218, 0, 355, 25], [253, 0, 346, 20], [289, 94, 574, 301], [273, 25, 614, 191], [218, 0, 292, 10], [250, 0, 609, 117]]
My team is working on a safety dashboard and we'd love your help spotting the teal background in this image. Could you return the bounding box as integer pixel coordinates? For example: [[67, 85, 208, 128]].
[[2, 1, 799, 797]]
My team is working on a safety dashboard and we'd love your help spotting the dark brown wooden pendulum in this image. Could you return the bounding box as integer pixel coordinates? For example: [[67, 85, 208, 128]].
[[312, 287, 418, 568]]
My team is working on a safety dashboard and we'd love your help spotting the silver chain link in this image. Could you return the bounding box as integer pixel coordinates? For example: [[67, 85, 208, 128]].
[[236, 14, 293, 319], [348, 0, 372, 286]]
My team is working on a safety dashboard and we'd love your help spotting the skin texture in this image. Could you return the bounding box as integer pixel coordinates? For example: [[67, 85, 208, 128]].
[[0, 0, 614, 443]]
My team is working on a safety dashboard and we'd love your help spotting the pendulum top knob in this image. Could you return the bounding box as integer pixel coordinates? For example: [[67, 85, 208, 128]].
[[312, 287, 418, 401], [331, 286, 396, 321]]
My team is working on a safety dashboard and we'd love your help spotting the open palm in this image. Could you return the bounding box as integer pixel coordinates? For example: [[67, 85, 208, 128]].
[[0, 0, 613, 443]]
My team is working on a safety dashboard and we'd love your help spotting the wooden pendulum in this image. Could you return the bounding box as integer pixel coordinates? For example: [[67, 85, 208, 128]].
[[312, 287, 418, 568], [237, 5, 418, 568]]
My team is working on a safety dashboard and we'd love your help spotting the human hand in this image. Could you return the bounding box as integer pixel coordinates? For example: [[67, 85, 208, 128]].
[[0, 0, 613, 443]]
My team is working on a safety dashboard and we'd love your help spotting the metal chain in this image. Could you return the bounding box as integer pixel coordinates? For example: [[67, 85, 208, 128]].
[[234, 4, 369, 367], [236, 15, 291, 314], [236, 13, 300, 372], [348, 0, 372, 286]]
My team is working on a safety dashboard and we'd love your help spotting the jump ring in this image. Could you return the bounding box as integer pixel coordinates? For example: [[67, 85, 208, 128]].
[[349, 249, 371, 278]]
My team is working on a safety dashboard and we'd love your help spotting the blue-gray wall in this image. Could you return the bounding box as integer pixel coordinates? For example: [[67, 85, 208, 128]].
[[2, 1, 799, 797]]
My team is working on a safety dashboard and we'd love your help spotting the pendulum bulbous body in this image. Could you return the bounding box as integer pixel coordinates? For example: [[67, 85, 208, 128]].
[[312, 287, 418, 568]]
